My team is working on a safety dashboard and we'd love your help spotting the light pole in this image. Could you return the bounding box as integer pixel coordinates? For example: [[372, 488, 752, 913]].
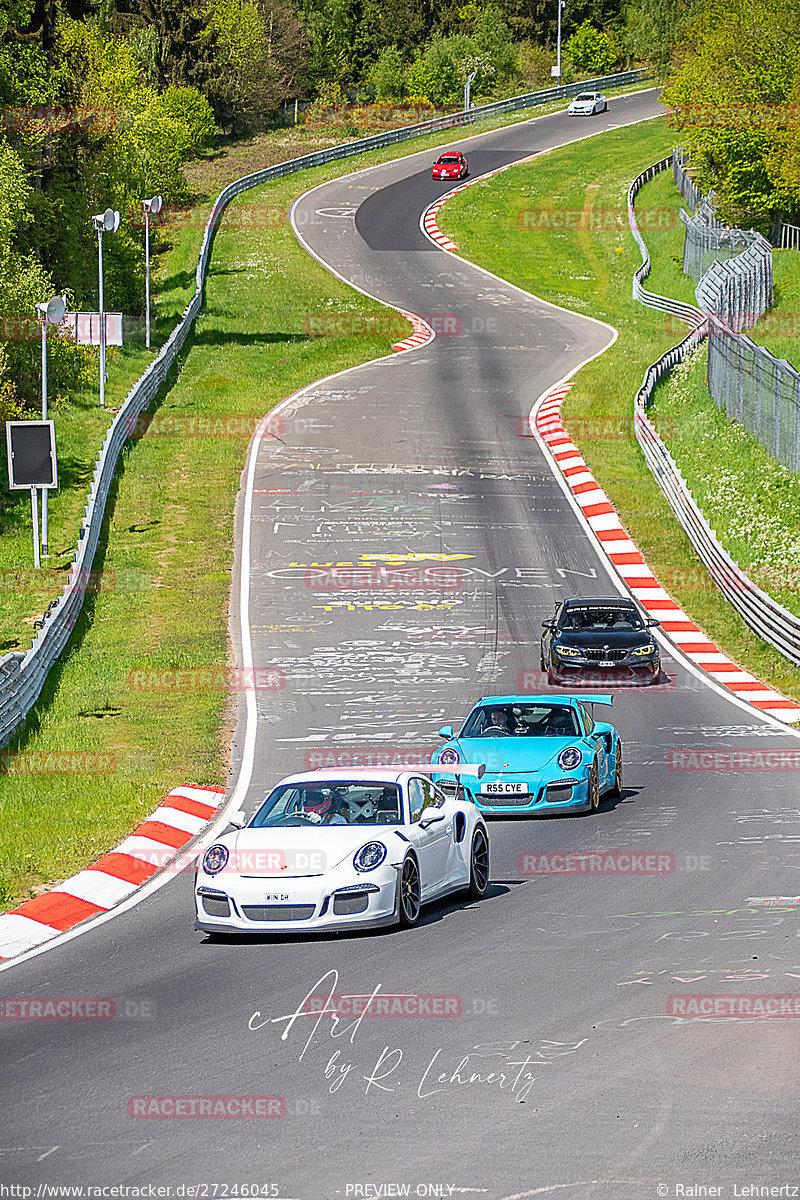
[[34, 294, 66, 557], [91, 207, 121, 408], [555, 0, 566, 82], [464, 71, 477, 112], [141, 195, 163, 351]]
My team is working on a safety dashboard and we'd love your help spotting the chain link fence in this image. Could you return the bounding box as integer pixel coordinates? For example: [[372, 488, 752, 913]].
[[673, 150, 799, 472], [629, 160, 800, 668]]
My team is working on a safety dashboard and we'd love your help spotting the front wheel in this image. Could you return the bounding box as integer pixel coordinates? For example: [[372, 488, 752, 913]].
[[465, 827, 489, 900], [398, 855, 421, 927], [609, 744, 623, 797], [584, 761, 600, 814]]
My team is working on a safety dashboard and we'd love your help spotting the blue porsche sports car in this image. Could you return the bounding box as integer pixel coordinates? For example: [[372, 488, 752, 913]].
[[431, 695, 622, 816]]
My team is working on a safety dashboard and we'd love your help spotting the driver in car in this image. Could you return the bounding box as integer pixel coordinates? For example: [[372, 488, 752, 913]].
[[480, 707, 511, 735], [322, 789, 351, 824]]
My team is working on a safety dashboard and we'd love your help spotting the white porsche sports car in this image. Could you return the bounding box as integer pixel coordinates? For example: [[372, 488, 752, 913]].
[[195, 766, 490, 935]]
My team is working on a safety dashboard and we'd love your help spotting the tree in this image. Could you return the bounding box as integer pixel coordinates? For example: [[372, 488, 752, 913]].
[[370, 46, 406, 99], [621, 0, 702, 77], [564, 20, 620, 75], [406, 35, 463, 104], [662, 0, 800, 223]]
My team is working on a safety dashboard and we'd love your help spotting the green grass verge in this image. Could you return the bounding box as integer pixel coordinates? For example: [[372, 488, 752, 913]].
[[650, 344, 800, 619], [0, 177, 405, 911], [750, 248, 800, 367], [437, 116, 800, 702], [0, 206, 212, 651]]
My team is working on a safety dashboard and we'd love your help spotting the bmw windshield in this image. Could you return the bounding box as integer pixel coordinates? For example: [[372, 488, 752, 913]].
[[560, 607, 644, 632], [251, 782, 403, 827]]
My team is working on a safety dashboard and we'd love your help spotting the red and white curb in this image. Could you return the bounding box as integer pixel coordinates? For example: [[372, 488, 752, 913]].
[[423, 169, 509, 251], [0, 785, 225, 961], [535, 382, 800, 723], [392, 310, 435, 352]]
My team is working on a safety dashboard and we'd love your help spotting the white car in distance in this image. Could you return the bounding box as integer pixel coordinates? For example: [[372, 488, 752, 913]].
[[567, 91, 608, 115], [195, 767, 490, 935]]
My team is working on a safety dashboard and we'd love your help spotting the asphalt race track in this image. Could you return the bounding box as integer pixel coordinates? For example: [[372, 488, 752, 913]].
[[4, 90, 800, 1198]]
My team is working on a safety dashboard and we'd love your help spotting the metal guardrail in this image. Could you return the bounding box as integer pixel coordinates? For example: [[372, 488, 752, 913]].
[[779, 221, 800, 250], [0, 68, 652, 750], [628, 158, 800, 666], [629, 157, 705, 329]]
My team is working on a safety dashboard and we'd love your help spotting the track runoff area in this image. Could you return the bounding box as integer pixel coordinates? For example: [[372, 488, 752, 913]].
[[3, 90, 800, 1198]]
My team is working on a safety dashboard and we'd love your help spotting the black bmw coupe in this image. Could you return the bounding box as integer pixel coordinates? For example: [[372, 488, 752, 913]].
[[541, 596, 661, 686]]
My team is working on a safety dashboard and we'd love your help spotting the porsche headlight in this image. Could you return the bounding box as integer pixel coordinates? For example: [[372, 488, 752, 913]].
[[558, 746, 583, 770], [631, 644, 656, 656], [202, 844, 229, 875], [555, 645, 581, 657], [353, 842, 387, 873], [438, 747, 460, 766]]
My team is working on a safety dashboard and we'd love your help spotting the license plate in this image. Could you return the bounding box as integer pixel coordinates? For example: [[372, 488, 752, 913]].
[[481, 781, 529, 796], [597, 660, 615, 668], [265, 893, 291, 902]]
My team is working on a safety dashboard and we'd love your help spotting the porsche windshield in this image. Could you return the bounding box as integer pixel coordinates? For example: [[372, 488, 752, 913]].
[[461, 704, 579, 738], [560, 607, 643, 632], [251, 782, 403, 827]]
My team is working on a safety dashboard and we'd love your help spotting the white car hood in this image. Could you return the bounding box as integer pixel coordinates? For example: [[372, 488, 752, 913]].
[[220, 826, 396, 877]]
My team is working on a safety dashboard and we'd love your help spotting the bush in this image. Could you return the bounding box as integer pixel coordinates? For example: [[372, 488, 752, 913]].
[[370, 47, 407, 101], [564, 21, 621, 77]]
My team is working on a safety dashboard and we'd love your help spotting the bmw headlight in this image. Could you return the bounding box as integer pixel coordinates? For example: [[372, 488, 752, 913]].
[[353, 842, 387, 873], [202, 844, 229, 875], [631, 644, 656, 656], [558, 746, 583, 770], [555, 645, 581, 657], [438, 747, 460, 766]]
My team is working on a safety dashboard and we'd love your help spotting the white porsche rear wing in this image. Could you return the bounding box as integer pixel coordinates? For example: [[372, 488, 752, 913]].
[[401, 763, 487, 778]]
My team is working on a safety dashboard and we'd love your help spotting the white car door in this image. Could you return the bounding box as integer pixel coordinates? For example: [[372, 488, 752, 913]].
[[406, 778, 453, 898]]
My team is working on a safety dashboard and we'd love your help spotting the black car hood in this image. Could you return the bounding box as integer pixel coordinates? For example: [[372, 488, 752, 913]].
[[555, 631, 654, 650]]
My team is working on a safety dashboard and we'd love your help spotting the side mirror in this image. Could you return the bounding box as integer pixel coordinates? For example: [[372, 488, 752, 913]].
[[646, 618, 660, 628], [228, 809, 247, 829], [438, 725, 454, 739], [541, 620, 554, 629]]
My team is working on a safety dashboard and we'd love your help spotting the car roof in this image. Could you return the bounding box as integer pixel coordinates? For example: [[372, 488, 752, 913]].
[[562, 596, 637, 607], [472, 695, 579, 707], [268, 768, 423, 787]]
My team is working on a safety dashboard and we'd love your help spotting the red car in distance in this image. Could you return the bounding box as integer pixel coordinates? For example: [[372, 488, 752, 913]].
[[432, 152, 469, 181]]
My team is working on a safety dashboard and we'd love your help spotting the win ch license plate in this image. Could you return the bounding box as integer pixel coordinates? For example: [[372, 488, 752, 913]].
[[481, 781, 529, 796]]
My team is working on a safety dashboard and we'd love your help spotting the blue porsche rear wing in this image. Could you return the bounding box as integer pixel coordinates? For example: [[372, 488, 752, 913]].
[[572, 694, 613, 706]]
